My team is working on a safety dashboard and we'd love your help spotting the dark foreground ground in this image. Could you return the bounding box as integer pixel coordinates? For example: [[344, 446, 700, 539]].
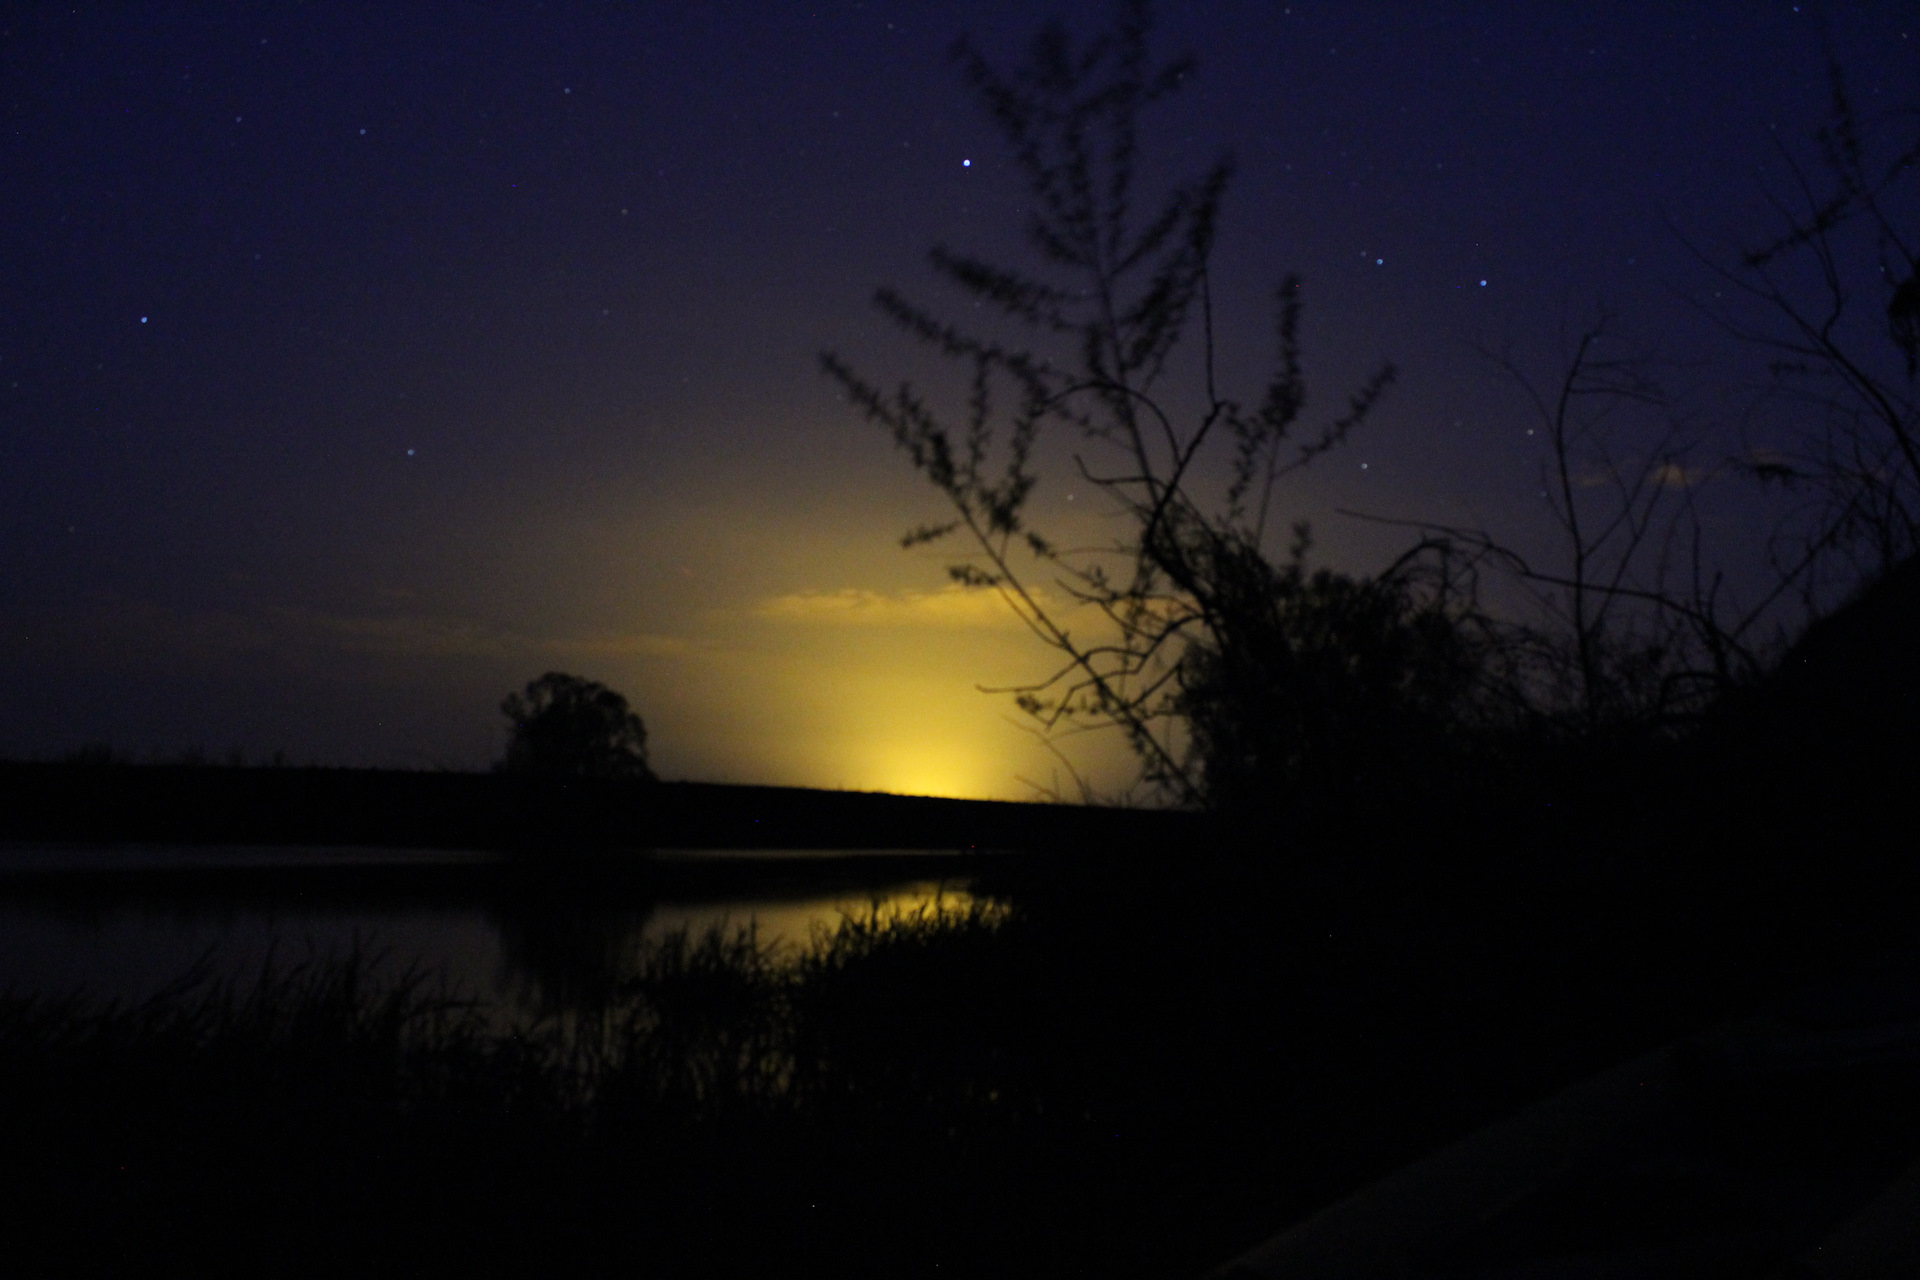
[[2, 568, 1915, 1277], [2, 763, 1914, 1278]]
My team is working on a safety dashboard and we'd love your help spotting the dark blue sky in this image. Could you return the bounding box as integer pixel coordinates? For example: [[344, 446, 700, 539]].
[[3, 2, 1913, 795]]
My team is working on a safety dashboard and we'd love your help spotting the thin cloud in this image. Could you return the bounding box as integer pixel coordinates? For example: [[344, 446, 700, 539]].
[[1570, 461, 1715, 490], [1650, 461, 1713, 489], [756, 585, 1034, 630]]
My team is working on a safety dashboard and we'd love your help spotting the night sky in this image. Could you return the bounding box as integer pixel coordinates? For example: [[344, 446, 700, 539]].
[[4, 2, 1914, 799]]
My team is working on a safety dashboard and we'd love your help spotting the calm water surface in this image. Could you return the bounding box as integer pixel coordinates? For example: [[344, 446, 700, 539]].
[[0, 845, 984, 1016]]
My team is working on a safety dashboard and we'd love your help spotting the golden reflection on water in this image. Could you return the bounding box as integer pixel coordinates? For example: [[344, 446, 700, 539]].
[[492, 877, 997, 1018], [0, 860, 997, 1023], [642, 879, 981, 955]]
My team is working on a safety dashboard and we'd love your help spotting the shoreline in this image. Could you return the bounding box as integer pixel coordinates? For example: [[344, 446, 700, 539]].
[[0, 759, 1201, 853], [0, 840, 1001, 903]]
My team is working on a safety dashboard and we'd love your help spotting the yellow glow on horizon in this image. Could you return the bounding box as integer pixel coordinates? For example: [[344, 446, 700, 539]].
[[615, 612, 1151, 799], [594, 558, 1144, 800], [850, 739, 1006, 800]]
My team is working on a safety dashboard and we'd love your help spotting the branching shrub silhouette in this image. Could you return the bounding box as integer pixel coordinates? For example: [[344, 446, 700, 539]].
[[822, 0, 1396, 808]]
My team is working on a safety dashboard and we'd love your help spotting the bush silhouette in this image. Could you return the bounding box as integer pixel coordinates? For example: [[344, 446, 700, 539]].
[[1178, 541, 1485, 817], [498, 672, 655, 781]]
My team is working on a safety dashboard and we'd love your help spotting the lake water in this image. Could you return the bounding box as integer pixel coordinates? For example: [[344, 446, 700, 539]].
[[0, 844, 987, 1017]]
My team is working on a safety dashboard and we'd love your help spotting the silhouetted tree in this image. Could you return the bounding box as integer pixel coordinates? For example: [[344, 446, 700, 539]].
[[823, 0, 1407, 807], [499, 672, 655, 781]]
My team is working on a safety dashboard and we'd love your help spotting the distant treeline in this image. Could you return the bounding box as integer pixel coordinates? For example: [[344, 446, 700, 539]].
[[0, 761, 1204, 853]]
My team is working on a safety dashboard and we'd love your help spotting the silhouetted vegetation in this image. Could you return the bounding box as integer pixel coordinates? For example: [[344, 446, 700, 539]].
[[823, 0, 1397, 808], [6, 8, 1916, 1277], [825, 0, 1918, 841], [499, 671, 656, 782], [1368, 317, 1775, 749], [1709, 58, 1920, 591], [815, 4, 1662, 819], [8, 804, 1918, 1278], [827, 8, 1920, 1259], [1174, 530, 1492, 819]]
